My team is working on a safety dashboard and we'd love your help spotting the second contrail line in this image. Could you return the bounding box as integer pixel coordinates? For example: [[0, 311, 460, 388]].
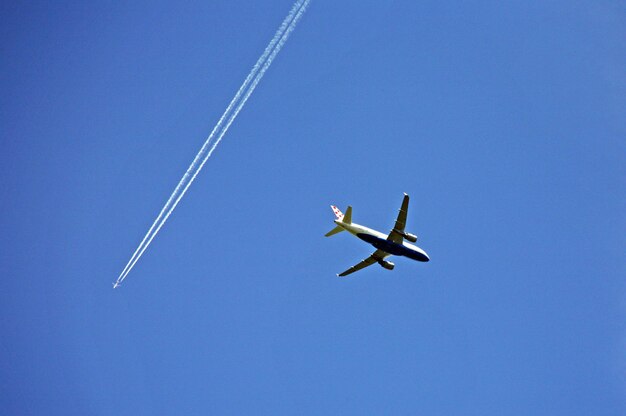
[[114, 0, 311, 288]]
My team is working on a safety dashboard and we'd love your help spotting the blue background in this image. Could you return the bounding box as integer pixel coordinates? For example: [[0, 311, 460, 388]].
[[1, 1, 624, 414]]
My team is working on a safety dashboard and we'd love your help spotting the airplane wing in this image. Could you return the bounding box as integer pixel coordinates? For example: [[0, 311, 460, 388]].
[[337, 250, 387, 277], [387, 193, 410, 244]]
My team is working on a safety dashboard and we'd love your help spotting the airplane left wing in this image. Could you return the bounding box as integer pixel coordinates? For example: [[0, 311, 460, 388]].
[[337, 250, 387, 277]]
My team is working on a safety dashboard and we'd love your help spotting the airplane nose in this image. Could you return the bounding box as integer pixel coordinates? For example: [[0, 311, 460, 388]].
[[408, 248, 430, 262]]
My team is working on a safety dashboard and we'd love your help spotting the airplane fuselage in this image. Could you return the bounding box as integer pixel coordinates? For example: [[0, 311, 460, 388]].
[[334, 220, 430, 262]]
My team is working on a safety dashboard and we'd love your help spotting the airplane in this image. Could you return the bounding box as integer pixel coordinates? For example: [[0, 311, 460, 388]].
[[325, 193, 429, 277]]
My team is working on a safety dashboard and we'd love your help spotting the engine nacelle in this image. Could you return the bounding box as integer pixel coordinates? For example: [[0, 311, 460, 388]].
[[379, 260, 395, 271], [403, 233, 418, 243]]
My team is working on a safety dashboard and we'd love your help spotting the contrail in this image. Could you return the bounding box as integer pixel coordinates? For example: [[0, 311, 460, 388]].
[[115, 0, 310, 287], [114, 0, 311, 288], [115, 0, 305, 284]]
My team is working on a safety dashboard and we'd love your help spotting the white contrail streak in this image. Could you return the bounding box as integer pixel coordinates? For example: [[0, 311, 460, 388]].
[[114, 0, 311, 288], [115, 0, 311, 286], [115, 0, 305, 284]]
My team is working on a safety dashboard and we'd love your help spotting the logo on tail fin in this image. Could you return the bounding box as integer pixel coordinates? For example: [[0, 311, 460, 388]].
[[331, 205, 344, 220]]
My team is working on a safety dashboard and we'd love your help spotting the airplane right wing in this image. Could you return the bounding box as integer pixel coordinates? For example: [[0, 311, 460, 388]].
[[337, 250, 387, 277], [387, 193, 410, 244]]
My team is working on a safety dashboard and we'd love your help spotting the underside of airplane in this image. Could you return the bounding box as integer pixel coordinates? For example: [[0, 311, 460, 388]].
[[325, 193, 429, 277]]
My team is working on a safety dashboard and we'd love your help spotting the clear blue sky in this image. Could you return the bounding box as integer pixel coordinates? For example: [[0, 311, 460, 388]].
[[1, 1, 624, 414]]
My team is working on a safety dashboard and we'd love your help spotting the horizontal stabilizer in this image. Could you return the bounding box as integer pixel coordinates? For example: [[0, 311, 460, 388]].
[[343, 206, 352, 224], [325, 225, 344, 237]]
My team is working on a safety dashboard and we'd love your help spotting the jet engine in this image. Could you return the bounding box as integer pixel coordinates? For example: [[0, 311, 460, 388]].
[[379, 260, 395, 270], [403, 233, 418, 243]]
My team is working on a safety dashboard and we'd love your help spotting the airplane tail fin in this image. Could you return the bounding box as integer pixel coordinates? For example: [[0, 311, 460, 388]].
[[331, 205, 344, 221], [326, 204, 352, 237], [330, 205, 352, 224]]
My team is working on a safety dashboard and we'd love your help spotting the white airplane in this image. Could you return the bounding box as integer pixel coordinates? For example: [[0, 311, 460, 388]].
[[325, 193, 430, 276]]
